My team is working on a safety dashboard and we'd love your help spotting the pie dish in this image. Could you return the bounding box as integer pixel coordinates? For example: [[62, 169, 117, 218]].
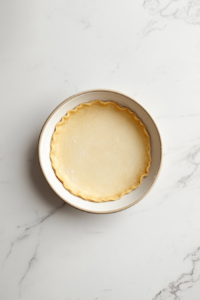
[[38, 89, 162, 213], [50, 100, 151, 202]]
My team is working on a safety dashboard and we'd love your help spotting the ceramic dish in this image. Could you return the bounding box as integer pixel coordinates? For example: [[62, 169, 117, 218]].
[[38, 89, 162, 213]]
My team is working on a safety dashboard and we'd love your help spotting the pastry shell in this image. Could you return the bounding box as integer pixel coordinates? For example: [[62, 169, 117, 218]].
[[50, 100, 151, 202]]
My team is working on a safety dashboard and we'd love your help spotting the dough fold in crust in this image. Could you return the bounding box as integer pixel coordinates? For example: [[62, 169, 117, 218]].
[[50, 100, 151, 202]]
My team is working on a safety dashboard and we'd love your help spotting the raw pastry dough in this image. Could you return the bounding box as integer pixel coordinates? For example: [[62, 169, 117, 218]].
[[50, 100, 151, 202]]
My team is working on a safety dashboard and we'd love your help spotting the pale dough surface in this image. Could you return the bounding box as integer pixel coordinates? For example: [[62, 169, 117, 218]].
[[50, 100, 151, 202]]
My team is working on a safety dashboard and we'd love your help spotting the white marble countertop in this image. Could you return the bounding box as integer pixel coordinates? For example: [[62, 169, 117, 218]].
[[1, 0, 200, 299]]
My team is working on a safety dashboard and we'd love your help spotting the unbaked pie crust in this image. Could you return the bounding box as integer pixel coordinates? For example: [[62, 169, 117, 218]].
[[50, 100, 151, 202]]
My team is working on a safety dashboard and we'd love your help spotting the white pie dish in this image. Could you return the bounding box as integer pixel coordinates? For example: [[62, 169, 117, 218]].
[[38, 89, 162, 213]]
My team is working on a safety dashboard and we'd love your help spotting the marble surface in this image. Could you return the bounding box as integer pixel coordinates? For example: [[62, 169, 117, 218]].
[[1, 0, 200, 299]]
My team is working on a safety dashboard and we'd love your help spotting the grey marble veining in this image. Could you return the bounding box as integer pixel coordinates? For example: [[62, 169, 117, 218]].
[[153, 247, 200, 300], [144, 0, 200, 25]]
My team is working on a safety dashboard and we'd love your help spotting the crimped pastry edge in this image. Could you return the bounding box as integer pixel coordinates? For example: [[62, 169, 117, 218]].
[[50, 100, 151, 202]]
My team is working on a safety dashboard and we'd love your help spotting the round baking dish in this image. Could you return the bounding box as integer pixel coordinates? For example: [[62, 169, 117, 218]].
[[38, 89, 162, 213]]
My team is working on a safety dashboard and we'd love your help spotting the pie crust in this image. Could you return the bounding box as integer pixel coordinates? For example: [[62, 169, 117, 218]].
[[50, 100, 151, 202]]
